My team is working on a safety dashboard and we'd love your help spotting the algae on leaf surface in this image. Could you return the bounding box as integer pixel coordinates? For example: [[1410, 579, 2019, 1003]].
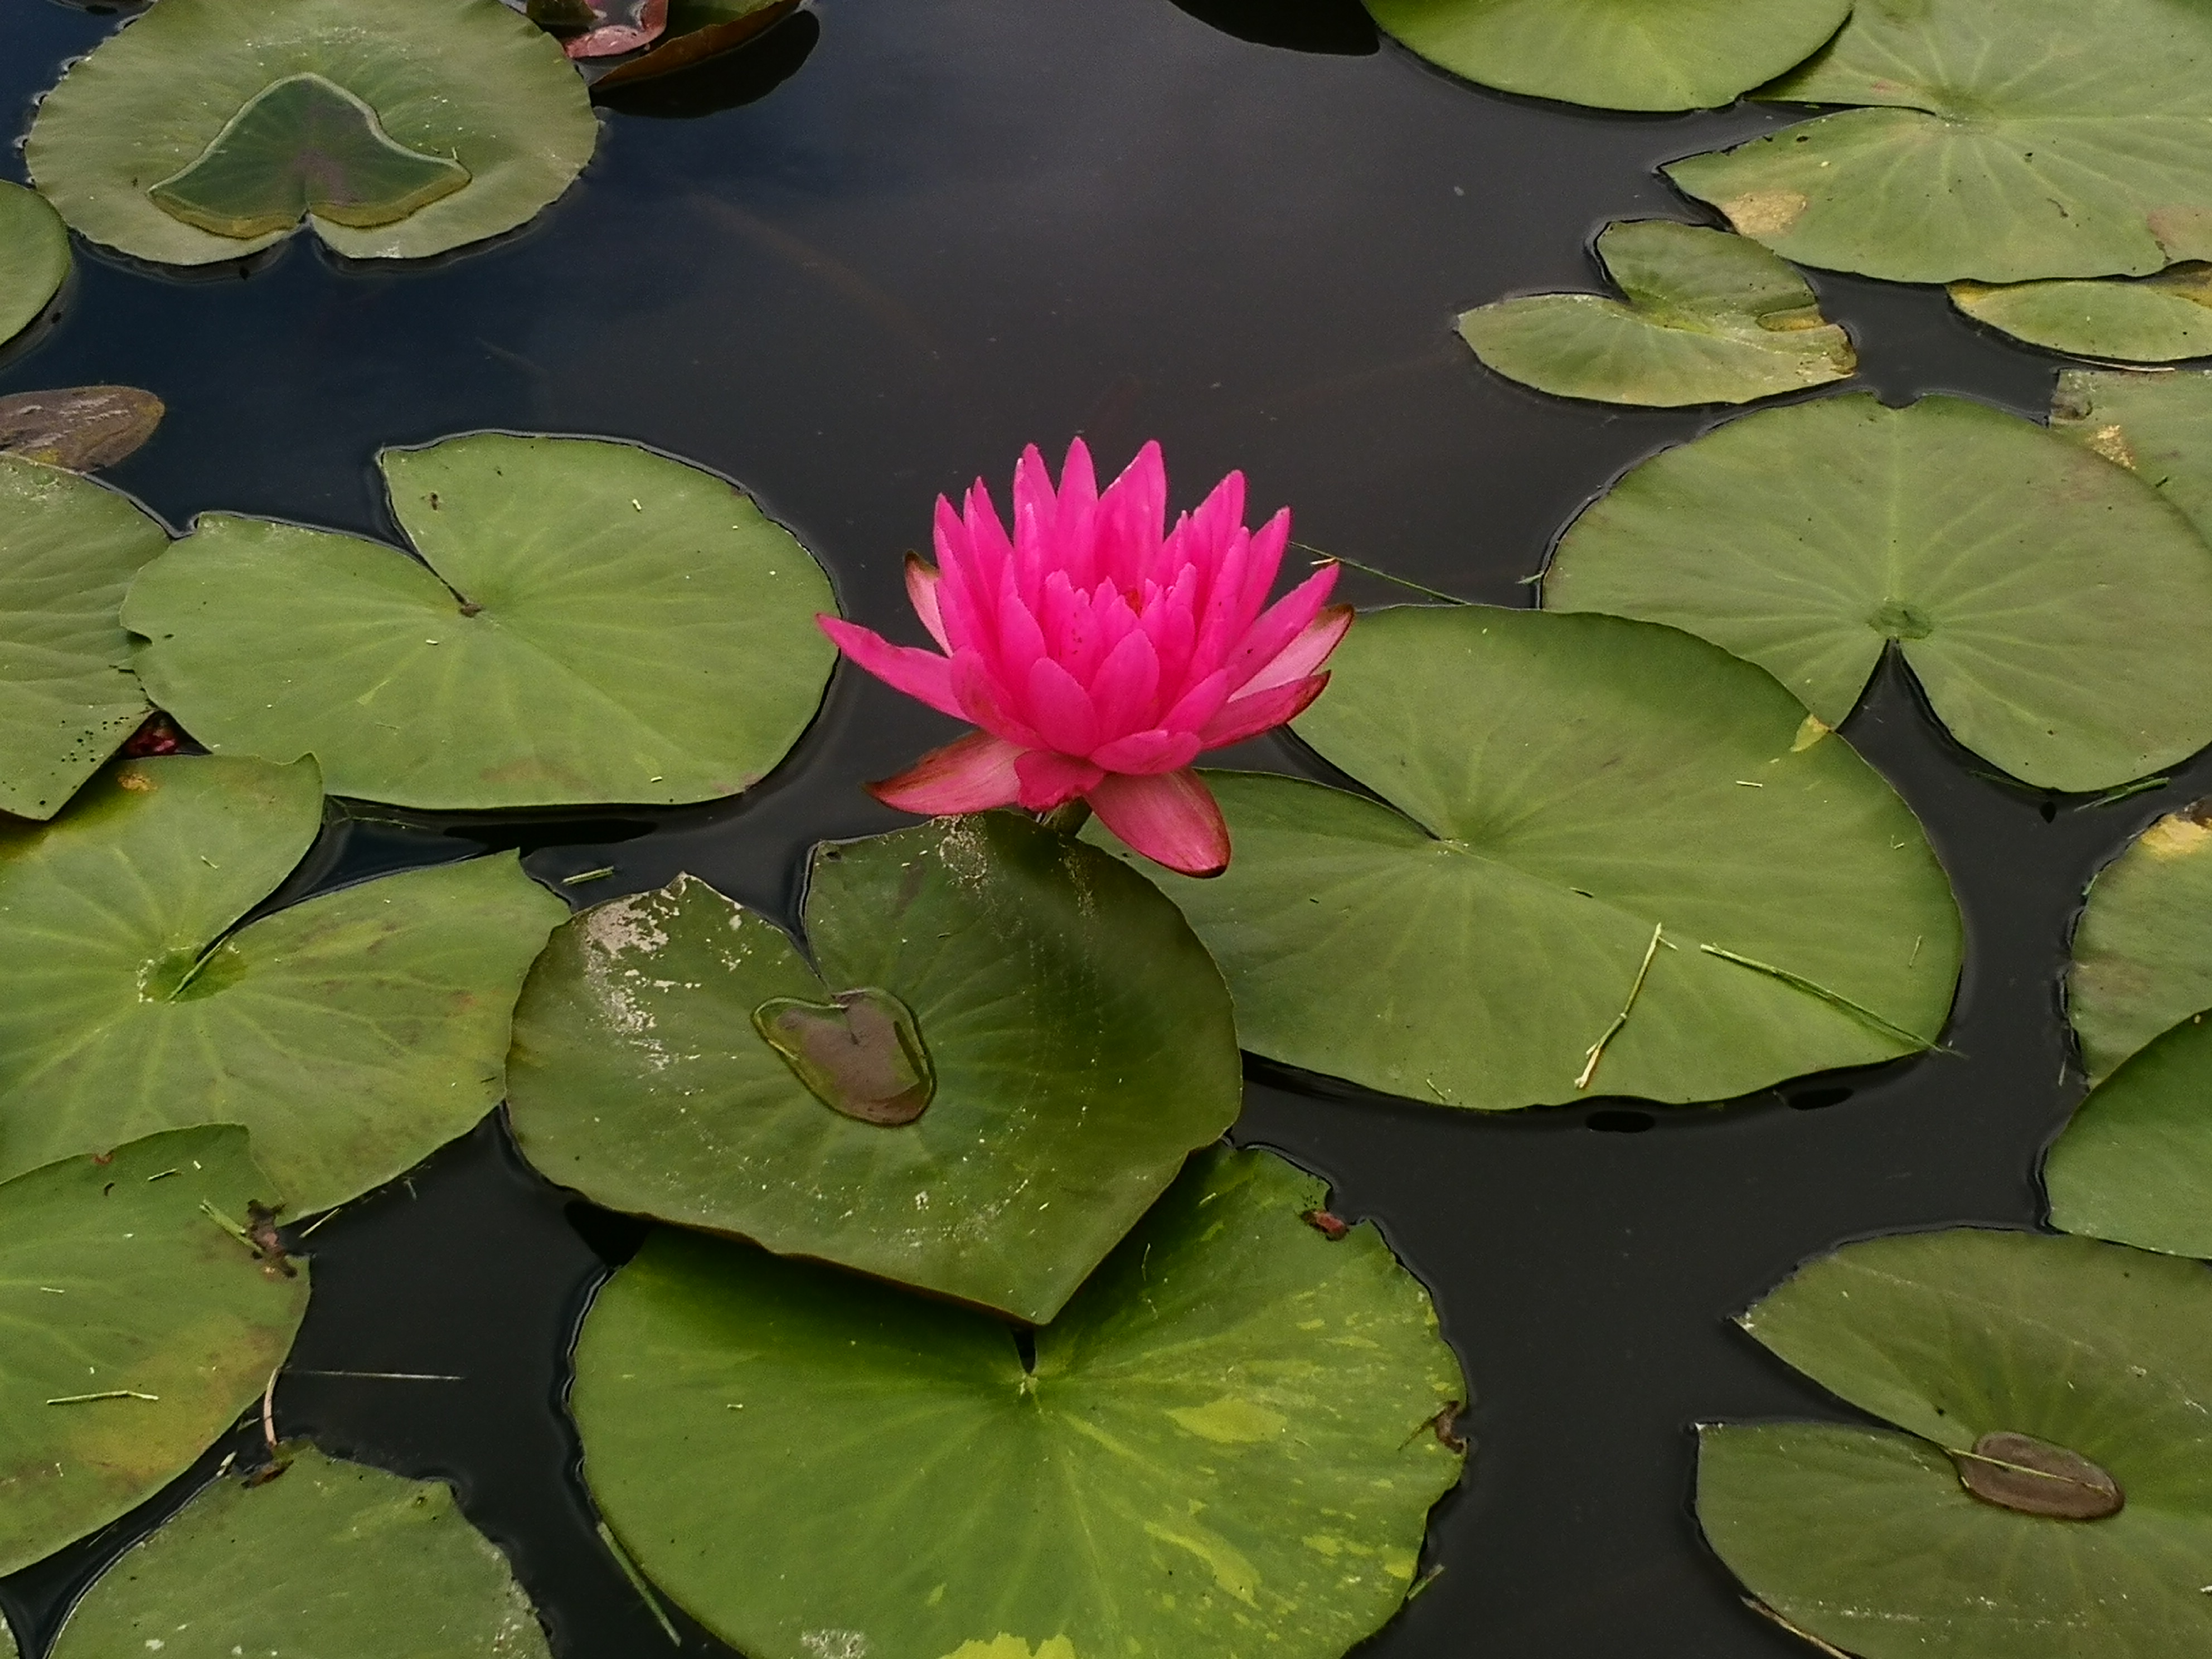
[[0, 181, 69, 347], [574, 1147, 1466, 1659]]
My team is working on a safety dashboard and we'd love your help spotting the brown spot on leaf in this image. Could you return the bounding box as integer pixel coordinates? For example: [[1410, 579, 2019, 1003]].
[[2083, 423, 2137, 471], [246, 1201, 298, 1280], [0, 386, 165, 472], [1954, 1430, 2122, 1519], [2149, 205, 2212, 262], [753, 987, 936, 1126], [1724, 190, 1809, 238], [1301, 1209, 1350, 1240], [1429, 1403, 1467, 1454], [2141, 798, 2212, 859]]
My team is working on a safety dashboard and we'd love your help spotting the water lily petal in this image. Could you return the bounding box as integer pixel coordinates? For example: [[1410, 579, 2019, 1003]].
[[1236, 506, 1293, 635], [1100, 441, 1167, 590], [869, 731, 1026, 814], [1015, 749, 1105, 811], [1229, 569, 1341, 691], [905, 554, 949, 652], [1026, 656, 1101, 754], [1090, 627, 1162, 740], [950, 648, 1040, 747], [817, 616, 964, 719], [1088, 768, 1230, 877], [1160, 666, 1231, 736], [1090, 727, 1201, 774], [1241, 604, 1352, 696], [1197, 672, 1330, 749]]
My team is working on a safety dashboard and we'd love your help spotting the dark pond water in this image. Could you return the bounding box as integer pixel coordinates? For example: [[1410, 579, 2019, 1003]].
[[2, 0, 2188, 1652]]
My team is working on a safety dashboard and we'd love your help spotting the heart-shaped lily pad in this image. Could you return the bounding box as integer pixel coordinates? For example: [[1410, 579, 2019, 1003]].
[[0, 387, 166, 473], [0, 182, 69, 348], [0, 754, 566, 1212], [2067, 801, 2212, 1083], [126, 433, 837, 810], [1953, 266, 2212, 364], [1544, 394, 2212, 793], [574, 1146, 1466, 1659], [1667, 0, 2212, 282], [508, 812, 1241, 1322], [0, 1126, 308, 1578], [26, 0, 596, 266], [1090, 605, 1960, 1111], [2050, 367, 2212, 543], [1362, 0, 1850, 111], [1697, 1226, 2212, 1659], [49, 1444, 550, 1658], [1458, 220, 1854, 407], [0, 454, 169, 821], [2046, 1008, 2212, 1259]]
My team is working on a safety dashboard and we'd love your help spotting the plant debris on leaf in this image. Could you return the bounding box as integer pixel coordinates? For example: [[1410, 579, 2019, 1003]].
[[0, 453, 169, 820], [0, 754, 566, 1212], [49, 1444, 551, 1658], [1457, 220, 1854, 407], [1090, 605, 1960, 1111], [509, 812, 1243, 1323], [126, 433, 837, 811], [2046, 1008, 2212, 1260], [1362, 0, 1850, 111], [574, 1147, 1466, 1659], [1953, 266, 2212, 364], [26, 0, 596, 266], [0, 1126, 308, 1578], [1545, 393, 2212, 794], [1699, 1226, 2212, 1659], [2067, 800, 2212, 1083], [0, 386, 166, 472], [1667, 0, 2212, 283], [0, 182, 70, 348]]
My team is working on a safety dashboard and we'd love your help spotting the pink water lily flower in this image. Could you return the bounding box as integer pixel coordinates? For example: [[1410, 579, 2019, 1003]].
[[818, 438, 1351, 876]]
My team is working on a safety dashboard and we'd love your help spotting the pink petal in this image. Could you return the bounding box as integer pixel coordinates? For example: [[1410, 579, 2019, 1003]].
[[950, 648, 1039, 746], [1159, 666, 1230, 736], [1026, 656, 1100, 754], [1227, 568, 1340, 691], [905, 554, 949, 651], [1197, 672, 1330, 750], [1015, 750, 1105, 811], [1185, 526, 1250, 680], [817, 615, 963, 720], [1089, 628, 1161, 740], [1090, 728, 1201, 773], [1088, 769, 1230, 877], [991, 580, 1048, 692], [1242, 604, 1352, 696], [869, 732, 1026, 815], [1235, 507, 1293, 635], [1099, 442, 1167, 590]]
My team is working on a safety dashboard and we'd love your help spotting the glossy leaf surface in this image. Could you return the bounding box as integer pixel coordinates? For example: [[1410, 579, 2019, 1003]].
[[1093, 605, 1959, 1110], [0, 755, 565, 1211], [2068, 801, 2212, 1083], [0, 181, 69, 347], [0, 1126, 308, 1577], [510, 813, 1242, 1322], [0, 387, 166, 472], [1363, 0, 1849, 111], [575, 1147, 1466, 1659], [1953, 266, 2212, 363], [128, 434, 837, 810], [26, 0, 596, 265], [50, 1446, 550, 1658], [1458, 220, 1854, 406], [1545, 394, 2212, 793], [1667, 0, 2212, 282], [1700, 1227, 2212, 1659], [2047, 1010, 2212, 1259], [0, 454, 168, 820]]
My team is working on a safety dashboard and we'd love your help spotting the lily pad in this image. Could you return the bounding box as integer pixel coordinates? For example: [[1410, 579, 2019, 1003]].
[[1544, 394, 2212, 793], [0, 181, 69, 347], [0, 453, 169, 821], [127, 433, 837, 811], [2067, 801, 2212, 1083], [50, 1445, 550, 1658], [593, 0, 798, 88], [2050, 367, 2212, 542], [1457, 220, 1855, 408], [508, 812, 1242, 1322], [26, 0, 597, 266], [0, 754, 566, 1212], [2046, 1009, 2212, 1259], [0, 386, 166, 472], [574, 1146, 1466, 1659], [1090, 605, 1959, 1111], [1697, 1226, 2212, 1659], [0, 1125, 309, 1578], [1362, 0, 1850, 111], [1667, 0, 2212, 283], [1953, 266, 2212, 364]]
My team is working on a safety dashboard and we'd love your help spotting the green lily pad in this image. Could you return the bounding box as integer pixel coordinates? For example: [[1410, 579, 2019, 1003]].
[[0, 454, 169, 820], [0, 754, 566, 1212], [126, 433, 837, 810], [1697, 1226, 2212, 1659], [574, 1146, 1466, 1659], [1457, 220, 1855, 408], [1666, 0, 2212, 283], [0, 1125, 309, 1578], [25, 0, 596, 266], [1090, 605, 1959, 1111], [0, 181, 69, 347], [2046, 1009, 2212, 1259], [1361, 0, 1850, 112], [2050, 367, 2212, 542], [1953, 266, 2212, 364], [508, 812, 1242, 1322], [2066, 802, 2212, 1084], [49, 1445, 550, 1658], [1544, 394, 2212, 794]]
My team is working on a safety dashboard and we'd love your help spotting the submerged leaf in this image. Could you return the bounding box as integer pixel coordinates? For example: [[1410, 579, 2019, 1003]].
[[592, 0, 797, 86], [1458, 220, 1854, 407], [50, 1445, 550, 1658], [509, 814, 1242, 1322], [1699, 1228, 2212, 1659], [2067, 799, 2212, 1083], [1090, 605, 1960, 1111], [0, 181, 69, 348], [1667, 0, 2212, 282], [0, 1126, 308, 1577], [1545, 394, 2212, 793], [1953, 266, 2212, 363], [0, 386, 166, 472], [2047, 1009, 2212, 1259], [0, 754, 566, 1211], [574, 1147, 1466, 1659], [1362, 0, 1850, 111]]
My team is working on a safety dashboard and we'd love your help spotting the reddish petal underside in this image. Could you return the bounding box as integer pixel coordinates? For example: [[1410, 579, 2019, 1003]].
[[1015, 749, 1107, 811], [869, 731, 1027, 814], [1088, 768, 1231, 877]]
